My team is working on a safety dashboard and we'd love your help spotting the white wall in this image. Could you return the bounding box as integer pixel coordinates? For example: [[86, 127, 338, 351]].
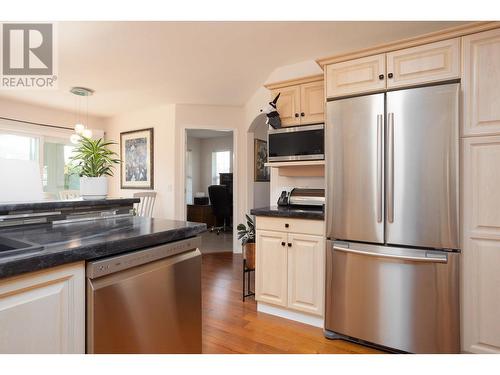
[[104, 104, 176, 219], [251, 111, 270, 209], [0, 97, 107, 130]]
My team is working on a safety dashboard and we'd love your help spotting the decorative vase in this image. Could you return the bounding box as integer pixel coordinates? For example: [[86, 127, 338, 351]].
[[79, 176, 108, 200], [244, 242, 256, 269]]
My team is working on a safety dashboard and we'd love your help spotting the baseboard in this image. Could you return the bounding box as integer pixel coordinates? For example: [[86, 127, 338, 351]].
[[257, 302, 324, 328]]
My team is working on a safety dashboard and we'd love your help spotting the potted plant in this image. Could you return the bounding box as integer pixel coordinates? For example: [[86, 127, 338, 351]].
[[70, 137, 121, 200], [237, 214, 256, 269]]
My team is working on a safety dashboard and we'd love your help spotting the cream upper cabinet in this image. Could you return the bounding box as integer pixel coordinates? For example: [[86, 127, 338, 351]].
[[255, 230, 288, 307], [272, 85, 301, 127], [0, 262, 85, 354], [462, 135, 500, 353], [300, 80, 325, 125], [326, 54, 386, 98], [462, 28, 500, 137], [386, 38, 460, 89], [268, 75, 325, 127], [287, 233, 325, 316]]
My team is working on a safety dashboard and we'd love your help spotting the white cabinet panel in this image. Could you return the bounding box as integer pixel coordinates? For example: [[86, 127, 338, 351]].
[[462, 28, 500, 137], [300, 80, 325, 125], [271, 86, 301, 127], [462, 135, 500, 353], [326, 54, 386, 98], [386, 38, 460, 88], [0, 262, 85, 354], [287, 234, 325, 316], [255, 230, 288, 307]]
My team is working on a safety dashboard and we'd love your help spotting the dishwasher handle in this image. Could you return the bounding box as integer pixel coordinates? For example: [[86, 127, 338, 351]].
[[333, 244, 448, 263]]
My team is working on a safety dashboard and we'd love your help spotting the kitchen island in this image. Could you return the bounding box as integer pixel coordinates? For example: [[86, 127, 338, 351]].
[[0, 198, 206, 353]]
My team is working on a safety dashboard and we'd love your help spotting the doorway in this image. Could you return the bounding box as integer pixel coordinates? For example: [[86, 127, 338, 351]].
[[185, 129, 234, 253]]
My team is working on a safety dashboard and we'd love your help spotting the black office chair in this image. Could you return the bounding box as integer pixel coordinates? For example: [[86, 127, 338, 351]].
[[208, 185, 232, 235]]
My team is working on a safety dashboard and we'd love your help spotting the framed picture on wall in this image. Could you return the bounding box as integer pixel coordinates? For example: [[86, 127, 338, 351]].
[[254, 138, 270, 182], [120, 128, 154, 189]]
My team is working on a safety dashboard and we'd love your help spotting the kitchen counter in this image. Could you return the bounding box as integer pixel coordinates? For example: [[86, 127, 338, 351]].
[[0, 197, 140, 213], [250, 205, 324, 220], [0, 216, 206, 279]]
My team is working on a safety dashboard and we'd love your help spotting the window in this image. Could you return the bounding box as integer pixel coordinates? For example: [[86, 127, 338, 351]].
[[0, 123, 81, 199], [211, 150, 230, 185], [186, 149, 193, 204], [0, 133, 39, 161]]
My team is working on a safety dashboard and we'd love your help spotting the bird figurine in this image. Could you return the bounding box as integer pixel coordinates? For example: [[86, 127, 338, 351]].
[[264, 93, 281, 129]]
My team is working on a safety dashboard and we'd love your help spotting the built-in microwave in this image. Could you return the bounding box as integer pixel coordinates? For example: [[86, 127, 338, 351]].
[[268, 124, 324, 162]]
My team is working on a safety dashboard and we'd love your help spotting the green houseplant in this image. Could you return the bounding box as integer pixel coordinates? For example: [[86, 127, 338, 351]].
[[237, 214, 256, 269], [70, 136, 121, 200]]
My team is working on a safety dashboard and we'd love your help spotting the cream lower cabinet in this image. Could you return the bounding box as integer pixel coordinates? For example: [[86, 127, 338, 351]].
[[255, 217, 325, 317], [462, 136, 500, 353], [255, 230, 288, 306], [287, 233, 325, 315], [0, 262, 85, 353]]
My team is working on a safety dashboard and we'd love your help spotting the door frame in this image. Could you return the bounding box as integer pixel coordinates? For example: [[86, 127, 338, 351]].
[[177, 126, 239, 252]]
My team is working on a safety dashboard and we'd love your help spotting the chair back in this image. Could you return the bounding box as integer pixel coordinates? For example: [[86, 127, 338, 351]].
[[58, 190, 80, 200], [134, 191, 157, 217], [208, 185, 232, 219]]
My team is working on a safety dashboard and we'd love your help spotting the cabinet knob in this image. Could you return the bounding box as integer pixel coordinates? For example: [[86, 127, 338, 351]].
[[294, 113, 299, 118], [285, 223, 289, 228], [378, 74, 384, 80], [281, 241, 286, 247], [300, 112, 305, 117], [287, 243, 292, 247], [388, 73, 393, 79]]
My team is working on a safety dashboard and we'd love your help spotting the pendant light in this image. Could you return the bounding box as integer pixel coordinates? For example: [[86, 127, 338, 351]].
[[70, 87, 94, 144]]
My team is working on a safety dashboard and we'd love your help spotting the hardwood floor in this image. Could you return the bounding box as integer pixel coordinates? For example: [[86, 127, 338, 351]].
[[202, 252, 384, 354]]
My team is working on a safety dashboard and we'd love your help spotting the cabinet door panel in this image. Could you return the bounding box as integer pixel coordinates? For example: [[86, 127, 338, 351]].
[[300, 80, 324, 125], [326, 54, 386, 98], [462, 28, 500, 137], [287, 234, 325, 316], [272, 86, 301, 127], [255, 230, 288, 306], [462, 136, 500, 353], [0, 263, 85, 353], [386, 38, 460, 88]]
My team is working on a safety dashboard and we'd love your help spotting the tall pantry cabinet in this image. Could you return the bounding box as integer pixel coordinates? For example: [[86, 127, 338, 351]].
[[461, 27, 500, 354]]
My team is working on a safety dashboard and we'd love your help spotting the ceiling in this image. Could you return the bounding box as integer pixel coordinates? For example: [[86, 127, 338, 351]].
[[0, 21, 469, 117], [187, 129, 233, 139]]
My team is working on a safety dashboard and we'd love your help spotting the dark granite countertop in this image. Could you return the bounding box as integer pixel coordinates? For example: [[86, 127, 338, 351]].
[[250, 206, 324, 220], [0, 217, 206, 279], [0, 197, 140, 213]]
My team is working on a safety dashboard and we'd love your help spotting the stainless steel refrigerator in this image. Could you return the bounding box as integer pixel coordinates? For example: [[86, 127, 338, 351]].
[[324, 83, 460, 353]]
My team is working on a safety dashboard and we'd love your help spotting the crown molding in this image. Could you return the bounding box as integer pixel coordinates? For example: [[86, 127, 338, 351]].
[[316, 21, 500, 67], [264, 74, 324, 90]]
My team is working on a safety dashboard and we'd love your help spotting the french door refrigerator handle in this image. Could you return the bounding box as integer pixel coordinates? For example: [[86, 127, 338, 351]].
[[333, 245, 448, 263], [387, 112, 395, 223], [377, 114, 383, 223]]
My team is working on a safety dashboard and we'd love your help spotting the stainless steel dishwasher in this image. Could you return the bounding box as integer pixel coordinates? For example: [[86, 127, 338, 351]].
[[86, 236, 202, 354]]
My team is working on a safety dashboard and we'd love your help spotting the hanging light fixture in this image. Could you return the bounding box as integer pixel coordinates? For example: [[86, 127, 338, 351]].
[[70, 87, 94, 144]]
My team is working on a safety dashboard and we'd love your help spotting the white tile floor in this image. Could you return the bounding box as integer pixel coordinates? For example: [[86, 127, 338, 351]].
[[199, 230, 233, 253]]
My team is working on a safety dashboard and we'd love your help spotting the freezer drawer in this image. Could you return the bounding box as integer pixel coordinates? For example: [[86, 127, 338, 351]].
[[325, 241, 460, 353]]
